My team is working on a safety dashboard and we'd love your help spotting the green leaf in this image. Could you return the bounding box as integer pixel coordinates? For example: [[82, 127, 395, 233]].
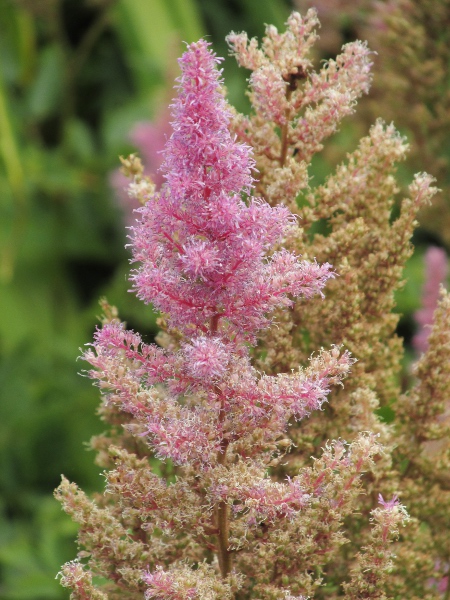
[[64, 118, 96, 163], [240, 0, 289, 30], [167, 0, 205, 43], [395, 250, 428, 315], [113, 0, 175, 91], [0, 68, 25, 204], [27, 44, 64, 120]]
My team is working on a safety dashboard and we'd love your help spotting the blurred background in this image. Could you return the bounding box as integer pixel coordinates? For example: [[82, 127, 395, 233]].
[[0, 0, 448, 598]]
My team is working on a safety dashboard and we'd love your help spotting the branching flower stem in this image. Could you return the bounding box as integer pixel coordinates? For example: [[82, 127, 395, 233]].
[[210, 313, 232, 578], [217, 440, 232, 578]]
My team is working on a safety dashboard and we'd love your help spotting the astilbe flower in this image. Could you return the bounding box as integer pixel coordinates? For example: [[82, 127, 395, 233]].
[[342, 494, 410, 600], [227, 9, 373, 206], [130, 39, 334, 341], [55, 39, 373, 600]]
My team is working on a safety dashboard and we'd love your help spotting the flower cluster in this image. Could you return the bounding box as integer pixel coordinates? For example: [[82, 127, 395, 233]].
[[56, 36, 364, 600], [130, 40, 333, 341], [226, 8, 444, 599], [54, 11, 446, 600]]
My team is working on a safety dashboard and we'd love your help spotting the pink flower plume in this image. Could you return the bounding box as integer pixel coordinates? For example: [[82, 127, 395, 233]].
[[131, 40, 333, 340]]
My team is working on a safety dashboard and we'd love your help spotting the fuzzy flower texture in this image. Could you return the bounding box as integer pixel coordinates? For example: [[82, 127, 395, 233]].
[[123, 39, 351, 468], [131, 41, 334, 340], [55, 39, 360, 599]]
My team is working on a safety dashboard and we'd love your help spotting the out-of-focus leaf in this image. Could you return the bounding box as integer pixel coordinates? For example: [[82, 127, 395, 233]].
[[15, 6, 36, 86], [64, 118, 96, 162], [0, 68, 25, 202], [240, 0, 289, 30], [27, 44, 64, 120], [395, 250, 428, 315], [101, 97, 156, 155], [0, 283, 36, 351], [0, 496, 80, 600], [0, 2, 22, 84], [113, 0, 175, 91], [167, 0, 205, 43]]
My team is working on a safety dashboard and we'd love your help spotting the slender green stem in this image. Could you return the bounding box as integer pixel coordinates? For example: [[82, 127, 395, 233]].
[[210, 314, 232, 577]]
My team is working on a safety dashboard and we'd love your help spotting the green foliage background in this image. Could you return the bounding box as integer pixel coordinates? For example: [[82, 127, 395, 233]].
[[0, 0, 442, 598]]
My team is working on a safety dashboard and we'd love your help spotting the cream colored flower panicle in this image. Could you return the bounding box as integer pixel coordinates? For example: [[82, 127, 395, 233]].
[[228, 9, 444, 600], [227, 9, 373, 211]]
